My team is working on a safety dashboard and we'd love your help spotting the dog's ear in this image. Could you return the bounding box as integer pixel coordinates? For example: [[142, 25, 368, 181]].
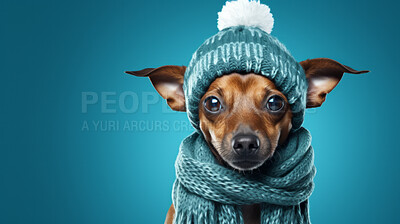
[[300, 58, 369, 108], [125, 65, 186, 112]]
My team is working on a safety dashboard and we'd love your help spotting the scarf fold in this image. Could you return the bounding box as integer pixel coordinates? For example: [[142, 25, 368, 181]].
[[172, 127, 316, 224]]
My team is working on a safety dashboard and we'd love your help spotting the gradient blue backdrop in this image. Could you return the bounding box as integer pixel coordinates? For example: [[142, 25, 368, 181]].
[[1, 0, 399, 223]]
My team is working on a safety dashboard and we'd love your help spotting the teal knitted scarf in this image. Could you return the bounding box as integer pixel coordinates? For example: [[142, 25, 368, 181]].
[[172, 128, 316, 223]]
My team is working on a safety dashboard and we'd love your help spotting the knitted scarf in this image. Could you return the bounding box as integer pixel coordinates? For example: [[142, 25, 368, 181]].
[[172, 127, 316, 224]]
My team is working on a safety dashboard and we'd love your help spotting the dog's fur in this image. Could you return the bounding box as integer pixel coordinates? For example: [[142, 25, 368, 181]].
[[126, 58, 368, 224]]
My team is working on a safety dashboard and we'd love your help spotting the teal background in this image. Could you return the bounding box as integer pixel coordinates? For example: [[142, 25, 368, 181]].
[[1, 0, 399, 223]]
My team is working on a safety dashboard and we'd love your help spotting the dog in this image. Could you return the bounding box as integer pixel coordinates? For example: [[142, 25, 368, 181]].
[[126, 58, 368, 224]]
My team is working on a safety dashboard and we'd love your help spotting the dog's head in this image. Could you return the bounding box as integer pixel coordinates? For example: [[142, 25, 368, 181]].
[[127, 58, 368, 171]]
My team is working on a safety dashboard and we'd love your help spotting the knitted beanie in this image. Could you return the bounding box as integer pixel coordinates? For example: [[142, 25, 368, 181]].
[[183, 0, 308, 131]]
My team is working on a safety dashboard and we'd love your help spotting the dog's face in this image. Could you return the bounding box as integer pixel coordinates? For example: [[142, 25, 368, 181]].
[[126, 58, 368, 171], [198, 73, 292, 170]]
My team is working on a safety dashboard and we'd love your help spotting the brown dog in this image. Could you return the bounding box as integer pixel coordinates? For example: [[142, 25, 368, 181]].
[[126, 58, 368, 224]]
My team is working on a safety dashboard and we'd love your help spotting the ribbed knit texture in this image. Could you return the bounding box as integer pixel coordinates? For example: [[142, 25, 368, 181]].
[[172, 127, 316, 224], [183, 26, 308, 131]]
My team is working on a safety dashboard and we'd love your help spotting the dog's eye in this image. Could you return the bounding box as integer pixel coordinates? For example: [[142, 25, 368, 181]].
[[266, 95, 284, 112], [204, 96, 222, 113]]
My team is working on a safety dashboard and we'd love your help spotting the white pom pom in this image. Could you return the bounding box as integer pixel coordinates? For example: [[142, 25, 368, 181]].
[[217, 0, 274, 34]]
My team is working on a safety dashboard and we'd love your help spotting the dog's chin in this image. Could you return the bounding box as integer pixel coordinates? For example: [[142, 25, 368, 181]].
[[227, 159, 266, 171], [213, 141, 273, 171]]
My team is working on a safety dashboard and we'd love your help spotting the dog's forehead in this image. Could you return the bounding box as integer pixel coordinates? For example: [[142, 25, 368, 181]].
[[207, 73, 278, 93]]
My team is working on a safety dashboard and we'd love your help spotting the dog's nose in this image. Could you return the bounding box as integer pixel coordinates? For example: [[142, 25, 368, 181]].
[[232, 134, 260, 156]]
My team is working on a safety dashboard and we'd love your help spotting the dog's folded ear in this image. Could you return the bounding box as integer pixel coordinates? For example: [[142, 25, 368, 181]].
[[125, 65, 187, 112], [300, 58, 369, 108]]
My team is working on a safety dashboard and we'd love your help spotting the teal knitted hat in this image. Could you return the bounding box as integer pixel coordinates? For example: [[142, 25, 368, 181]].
[[183, 0, 308, 131]]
